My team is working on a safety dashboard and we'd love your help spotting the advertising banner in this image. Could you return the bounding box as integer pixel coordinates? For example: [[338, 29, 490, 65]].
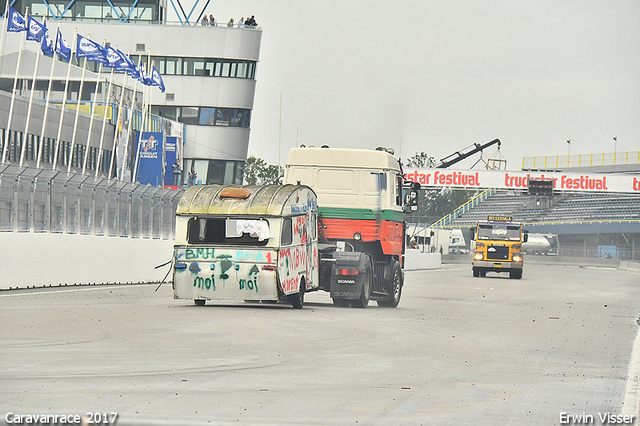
[[136, 132, 164, 186], [403, 169, 640, 193], [164, 136, 180, 187]]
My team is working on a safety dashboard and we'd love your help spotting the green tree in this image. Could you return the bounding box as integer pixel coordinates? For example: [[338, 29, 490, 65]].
[[405, 151, 476, 224], [406, 152, 436, 169], [243, 156, 283, 185]]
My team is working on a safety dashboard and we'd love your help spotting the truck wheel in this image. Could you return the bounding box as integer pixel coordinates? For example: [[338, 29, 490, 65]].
[[377, 260, 402, 308], [510, 269, 523, 279], [473, 268, 480, 277], [194, 299, 206, 306], [351, 257, 372, 308], [288, 280, 305, 309]]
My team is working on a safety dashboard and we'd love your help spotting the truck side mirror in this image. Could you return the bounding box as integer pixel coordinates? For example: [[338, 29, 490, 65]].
[[403, 189, 419, 212], [523, 232, 529, 243], [470, 229, 475, 240], [402, 181, 421, 212]]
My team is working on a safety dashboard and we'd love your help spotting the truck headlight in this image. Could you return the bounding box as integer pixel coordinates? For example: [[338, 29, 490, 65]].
[[474, 252, 483, 261], [513, 255, 522, 262], [353, 232, 362, 241]]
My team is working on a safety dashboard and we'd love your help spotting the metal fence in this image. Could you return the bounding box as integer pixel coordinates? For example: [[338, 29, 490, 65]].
[[522, 151, 640, 169], [0, 164, 183, 239]]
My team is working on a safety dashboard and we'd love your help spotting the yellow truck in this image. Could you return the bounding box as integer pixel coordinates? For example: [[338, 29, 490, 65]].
[[471, 216, 528, 279]]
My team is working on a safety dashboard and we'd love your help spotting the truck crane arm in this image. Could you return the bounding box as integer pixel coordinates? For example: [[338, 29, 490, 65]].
[[436, 139, 501, 169]]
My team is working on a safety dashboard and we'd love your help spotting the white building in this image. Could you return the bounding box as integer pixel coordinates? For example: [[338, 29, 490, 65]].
[[0, 0, 262, 185]]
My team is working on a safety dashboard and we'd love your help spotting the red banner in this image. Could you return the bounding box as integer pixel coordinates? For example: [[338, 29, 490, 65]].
[[403, 169, 640, 193]]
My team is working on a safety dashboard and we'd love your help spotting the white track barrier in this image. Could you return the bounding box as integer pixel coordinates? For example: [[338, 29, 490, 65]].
[[0, 233, 174, 289]]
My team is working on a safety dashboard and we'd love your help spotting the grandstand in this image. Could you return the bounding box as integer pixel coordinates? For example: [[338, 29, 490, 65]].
[[429, 152, 640, 260], [448, 190, 640, 228]]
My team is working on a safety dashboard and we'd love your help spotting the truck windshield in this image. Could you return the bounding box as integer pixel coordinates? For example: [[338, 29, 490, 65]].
[[187, 218, 272, 245], [478, 224, 521, 241]]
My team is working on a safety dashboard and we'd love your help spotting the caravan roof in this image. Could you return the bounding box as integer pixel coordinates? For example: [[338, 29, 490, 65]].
[[286, 147, 401, 171], [176, 184, 316, 217]]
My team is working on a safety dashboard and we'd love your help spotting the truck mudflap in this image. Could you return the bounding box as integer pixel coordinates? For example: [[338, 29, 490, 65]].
[[326, 250, 402, 307], [329, 251, 373, 304], [173, 247, 279, 302], [330, 252, 364, 300]]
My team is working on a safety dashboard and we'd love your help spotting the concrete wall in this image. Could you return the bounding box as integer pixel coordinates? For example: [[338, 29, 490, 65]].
[[0, 233, 174, 290], [405, 250, 441, 270], [619, 261, 640, 273]]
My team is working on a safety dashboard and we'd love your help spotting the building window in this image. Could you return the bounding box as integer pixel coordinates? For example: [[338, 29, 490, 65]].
[[199, 108, 216, 125], [179, 107, 198, 125], [152, 106, 251, 128], [135, 56, 256, 79], [184, 159, 245, 186], [221, 62, 230, 77], [164, 57, 182, 75]]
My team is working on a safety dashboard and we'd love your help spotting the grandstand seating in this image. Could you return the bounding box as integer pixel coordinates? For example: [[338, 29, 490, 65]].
[[447, 190, 640, 227]]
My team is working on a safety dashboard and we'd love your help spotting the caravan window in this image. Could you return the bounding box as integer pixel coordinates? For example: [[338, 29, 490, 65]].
[[281, 218, 293, 246], [188, 218, 271, 245]]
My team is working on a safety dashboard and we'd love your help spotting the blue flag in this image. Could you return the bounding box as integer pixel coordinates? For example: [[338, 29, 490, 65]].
[[40, 24, 54, 56], [76, 34, 107, 64], [7, 6, 26, 32], [151, 66, 165, 93], [115, 49, 138, 76], [26, 15, 45, 41], [137, 64, 152, 86], [55, 28, 71, 62], [129, 65, 141, 80], [103, 45, 124, 69]]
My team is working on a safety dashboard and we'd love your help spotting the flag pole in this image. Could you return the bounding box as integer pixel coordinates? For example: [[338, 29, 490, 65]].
[[1, 6, 28, 164], [95, 66, 114, 177], [133, 49, 151, 183], [68, 32, 89, 173], [52, 27, 77, 170], [82, 38, 106, 174], [37, 22, 59, 168], [95, 45, 115, 178], [20, 11, 42, 166], [120, 52, 141, 181], [109, 61, 128, 179], [131, 68, 144, 183]]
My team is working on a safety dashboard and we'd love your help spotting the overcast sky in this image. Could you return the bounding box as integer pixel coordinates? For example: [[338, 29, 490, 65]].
[[173, 1, 640, 170]]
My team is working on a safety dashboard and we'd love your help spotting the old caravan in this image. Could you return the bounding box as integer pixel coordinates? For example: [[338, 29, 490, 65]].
[[172, 184, 319, 308]]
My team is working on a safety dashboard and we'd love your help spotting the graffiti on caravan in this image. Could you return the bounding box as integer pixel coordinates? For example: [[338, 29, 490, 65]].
[[404, 169, 639, 193]]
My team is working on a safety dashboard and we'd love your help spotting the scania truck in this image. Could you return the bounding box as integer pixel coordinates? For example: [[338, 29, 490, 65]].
[[284, 146, 415, 307], [172, 146, 418, 308]]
